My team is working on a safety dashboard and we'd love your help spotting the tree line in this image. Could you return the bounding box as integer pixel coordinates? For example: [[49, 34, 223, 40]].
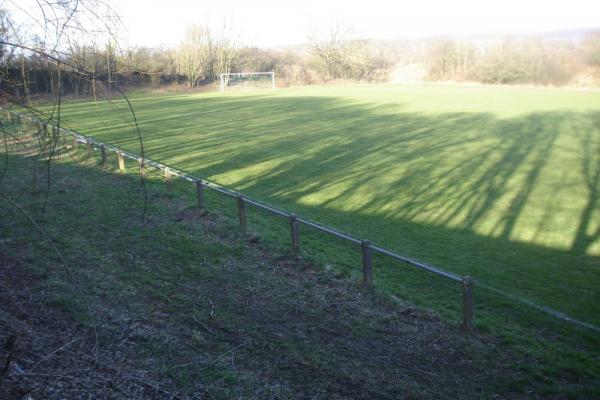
[[2, 13, 600, 99], [423, 34, 600, 85]]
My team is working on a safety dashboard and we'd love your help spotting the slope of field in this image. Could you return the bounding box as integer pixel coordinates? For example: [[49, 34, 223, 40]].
[[45, 84, 600, 329], [0, 138, 546, 399]]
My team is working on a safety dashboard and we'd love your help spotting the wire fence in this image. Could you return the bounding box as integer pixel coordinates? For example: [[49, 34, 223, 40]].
[[4, 108, 477, 331]]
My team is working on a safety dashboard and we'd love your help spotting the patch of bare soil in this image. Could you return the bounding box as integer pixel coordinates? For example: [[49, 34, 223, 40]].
[[0, 252, 179, 400], [0, 228, 531, 399]]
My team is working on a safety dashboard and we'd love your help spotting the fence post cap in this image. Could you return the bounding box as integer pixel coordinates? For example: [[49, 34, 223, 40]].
[[462, 276, 473, 285]]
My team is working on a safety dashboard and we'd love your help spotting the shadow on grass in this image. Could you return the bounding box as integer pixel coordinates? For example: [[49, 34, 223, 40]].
[[43, 93, 600, 326], [1, 144, 599, 394], [5, 152, 597, 398]]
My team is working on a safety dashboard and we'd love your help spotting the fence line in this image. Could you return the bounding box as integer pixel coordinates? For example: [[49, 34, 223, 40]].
[[8, 108, 600, 334], [6, 109, 474, 330]]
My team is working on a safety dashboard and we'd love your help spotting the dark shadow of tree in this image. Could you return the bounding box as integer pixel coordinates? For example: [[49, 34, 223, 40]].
[[571, 112, 600, 254], [53, 94, 600, 322], [56, 95, 600, 254]]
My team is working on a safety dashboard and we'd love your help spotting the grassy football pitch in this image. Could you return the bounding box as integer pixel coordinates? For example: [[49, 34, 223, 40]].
[[44, 83, 600, 330]]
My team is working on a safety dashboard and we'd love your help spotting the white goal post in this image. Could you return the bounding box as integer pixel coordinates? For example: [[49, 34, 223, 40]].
[[219, 72, 275, 93]]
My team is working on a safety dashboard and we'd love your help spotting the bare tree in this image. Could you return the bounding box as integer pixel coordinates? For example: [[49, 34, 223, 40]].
[[308, 23, 387, 81], [212, 19, 237, 81], [308, 23, 352, 80], [179, 24, 210, 88], [178, 20, 238, 89]]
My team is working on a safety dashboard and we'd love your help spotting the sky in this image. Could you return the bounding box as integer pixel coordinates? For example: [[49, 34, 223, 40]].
[[6, 0, 600, 48], [114, 0, 600, 47]]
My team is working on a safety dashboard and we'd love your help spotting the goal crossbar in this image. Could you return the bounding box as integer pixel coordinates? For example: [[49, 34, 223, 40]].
[[219, 72, 275, 93]]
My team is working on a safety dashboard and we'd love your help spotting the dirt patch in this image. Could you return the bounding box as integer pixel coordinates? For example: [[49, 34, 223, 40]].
[[0, 252, 179, 399], [0, 225, 529, 399]]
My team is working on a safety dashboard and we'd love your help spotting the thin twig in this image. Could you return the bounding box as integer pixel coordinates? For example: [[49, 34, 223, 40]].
[[170, 341, 249, 370], [30, 336, 82, 371], [0, 40, 149, 222], [192, 315, 213, 335]]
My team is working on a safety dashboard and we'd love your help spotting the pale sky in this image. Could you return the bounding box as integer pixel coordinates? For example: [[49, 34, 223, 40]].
[[7, 0, 600, 48], [114, 0, 600, 47]]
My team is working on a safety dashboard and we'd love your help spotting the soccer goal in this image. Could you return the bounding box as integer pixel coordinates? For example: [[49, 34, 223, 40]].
[[219, 72, 275, 93]]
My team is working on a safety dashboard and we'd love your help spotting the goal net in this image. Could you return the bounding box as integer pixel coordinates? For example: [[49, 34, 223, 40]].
[[219, 72, 275, 93]]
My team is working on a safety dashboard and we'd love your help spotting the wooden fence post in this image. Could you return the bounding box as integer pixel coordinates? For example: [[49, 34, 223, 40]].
[[289, 213, 300, 254], [362, 240, 372, 284], [164, 167, 172, 189], [196, 181, 205, 209], [237, 195, 246, 232], [87, 142, 94, 158], [100, 146, 107, 165], [138, 158, 144, 177], [462, 276, 474, 332], [117, 151, 125, 172]]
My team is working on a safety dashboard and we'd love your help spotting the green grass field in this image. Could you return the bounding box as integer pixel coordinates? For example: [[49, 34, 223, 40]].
[[39, 83, 600, 327]]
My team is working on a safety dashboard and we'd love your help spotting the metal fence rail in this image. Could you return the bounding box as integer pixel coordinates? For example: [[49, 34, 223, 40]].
[[5, 109, 474, 331]]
